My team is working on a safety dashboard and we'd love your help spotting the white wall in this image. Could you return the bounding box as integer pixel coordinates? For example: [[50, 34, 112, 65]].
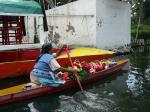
[[45, 0, 96, 47], [23, 17, 35, 43], [24, 0, 131, 50], [96, 0, 131, 49]]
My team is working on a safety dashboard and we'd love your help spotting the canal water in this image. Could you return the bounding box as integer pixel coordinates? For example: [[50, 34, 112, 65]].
[[0, 46, 150, 112]]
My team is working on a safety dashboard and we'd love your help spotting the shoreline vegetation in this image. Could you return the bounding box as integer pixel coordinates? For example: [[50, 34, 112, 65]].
[[131, 25, 150, 39], [131, 24, 150, 46]]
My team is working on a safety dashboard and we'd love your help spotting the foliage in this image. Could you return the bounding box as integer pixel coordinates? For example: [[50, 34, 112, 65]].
[[78, 69, 89, 81], [130, 0, 150, 39], [131, 0, 150, 24], [131, 25, 150, 39], [143, 0, 150, 24], [68, 69, 88, 81]]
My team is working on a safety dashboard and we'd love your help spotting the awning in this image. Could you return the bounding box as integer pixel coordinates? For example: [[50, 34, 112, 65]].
[[0, 0, 43, 16]]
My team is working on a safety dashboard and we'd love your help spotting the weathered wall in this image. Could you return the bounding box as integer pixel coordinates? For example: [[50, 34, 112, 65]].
[[23, 16, 44, 44], [25, 0, 131, 49], [96, 0, 131, 49], [44, 0, 96, 47], [23, 17, 35, 43]]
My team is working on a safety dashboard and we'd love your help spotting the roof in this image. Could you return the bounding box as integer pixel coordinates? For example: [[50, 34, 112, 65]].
[[0, 0, 43, 16]]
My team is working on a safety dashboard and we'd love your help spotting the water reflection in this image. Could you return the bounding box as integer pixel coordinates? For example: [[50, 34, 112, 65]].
[[132, 45, 150, 54], [127, 46, 150, 98], [28, 102, 40, 112], [127, 72, 141, 96]]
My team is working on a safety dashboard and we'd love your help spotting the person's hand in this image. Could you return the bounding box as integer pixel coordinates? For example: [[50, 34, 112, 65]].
[[68, 67, 79, 73], [73, 68, 80, 73]]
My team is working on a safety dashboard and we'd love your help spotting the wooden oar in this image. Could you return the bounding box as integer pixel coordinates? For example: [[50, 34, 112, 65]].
[[65, 46, 84, 93]]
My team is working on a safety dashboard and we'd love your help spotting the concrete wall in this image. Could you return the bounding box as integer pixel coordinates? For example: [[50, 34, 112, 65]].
[[24, 0, 131, 49], [96, 0, 131, 49], [23, 16, 45, 44], [23, 17, 35, 43], [45, 0, 96, 47]]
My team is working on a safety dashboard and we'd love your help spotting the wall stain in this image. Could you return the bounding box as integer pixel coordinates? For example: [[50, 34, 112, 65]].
[[96, 17, 103, 28], [66, 22, 75, 35], [53, 32, 60, 44], [45, 26, 60, 45], [49, 26, 54, 30]]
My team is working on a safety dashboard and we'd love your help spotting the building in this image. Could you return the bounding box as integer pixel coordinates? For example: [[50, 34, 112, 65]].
[[0, 0, 131, 50], [28, 0, 131, 49]]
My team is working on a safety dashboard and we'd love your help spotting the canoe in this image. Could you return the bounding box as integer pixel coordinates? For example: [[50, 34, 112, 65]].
[[0, 47, 115, 79], [0, 60, 127, 105]]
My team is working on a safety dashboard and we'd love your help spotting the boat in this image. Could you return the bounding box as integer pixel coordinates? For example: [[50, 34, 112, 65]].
[[0, 47, 115, 79], [0, 59, 127, 105]]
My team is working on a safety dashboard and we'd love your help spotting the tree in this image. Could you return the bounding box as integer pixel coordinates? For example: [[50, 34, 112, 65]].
[[143, 0, 150, 24], [130, 0, 150, 24], [129, 0, 150, 39]]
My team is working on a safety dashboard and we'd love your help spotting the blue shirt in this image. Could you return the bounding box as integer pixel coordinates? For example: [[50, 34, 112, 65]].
[[31, 53, 54, 79]]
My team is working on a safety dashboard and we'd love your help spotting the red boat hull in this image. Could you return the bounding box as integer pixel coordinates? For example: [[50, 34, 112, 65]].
[[0, 54, 114, 79], [0, 49, 40, 63], [0, 60, 128, 105]]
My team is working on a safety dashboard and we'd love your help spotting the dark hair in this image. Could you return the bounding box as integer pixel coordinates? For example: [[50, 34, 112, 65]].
[[36, 43, 52, 63]]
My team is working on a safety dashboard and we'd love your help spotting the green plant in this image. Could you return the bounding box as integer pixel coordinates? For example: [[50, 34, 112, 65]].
[[131, 25, 150, 39]]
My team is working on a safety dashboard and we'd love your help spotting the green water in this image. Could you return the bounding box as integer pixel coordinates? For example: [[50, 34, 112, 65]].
[[0, 46, 150, 112]]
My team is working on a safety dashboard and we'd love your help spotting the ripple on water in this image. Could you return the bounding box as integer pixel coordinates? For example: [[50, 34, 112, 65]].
[[55, 91, 120, 112]]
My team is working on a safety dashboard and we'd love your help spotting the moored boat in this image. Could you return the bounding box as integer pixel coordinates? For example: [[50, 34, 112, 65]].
[[0, 47, 115, 79], [0, 59, 127, 105]]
